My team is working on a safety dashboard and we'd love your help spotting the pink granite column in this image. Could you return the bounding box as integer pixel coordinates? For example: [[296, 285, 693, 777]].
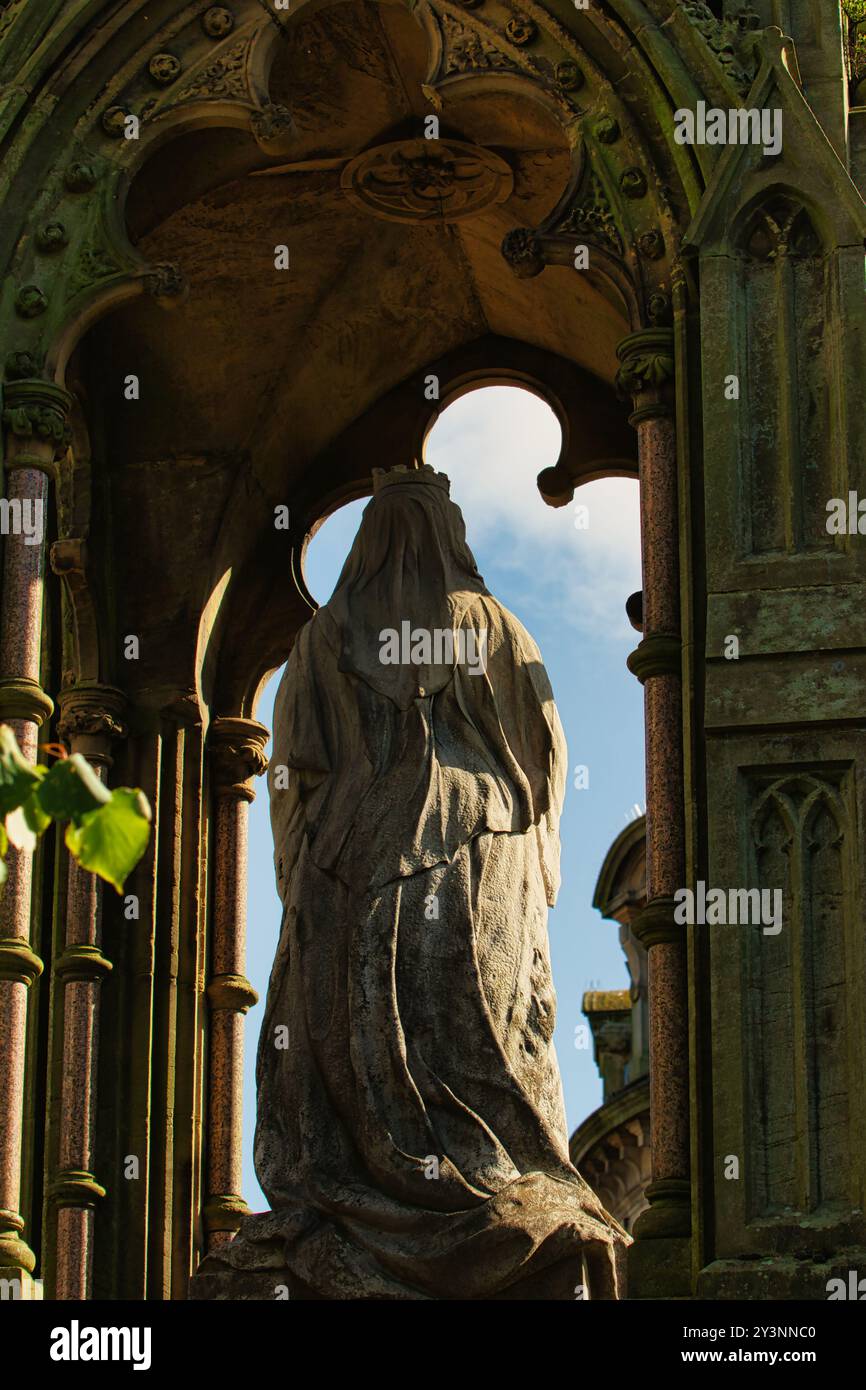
[[616, 329, 690, 1245], [204, 717, 268, 1252], [0, 378, 70, 1279], [50, 685, 126, 1299]]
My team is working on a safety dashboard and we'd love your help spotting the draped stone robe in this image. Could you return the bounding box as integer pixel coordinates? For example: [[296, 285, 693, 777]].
[[210, 474, 628, 1299]]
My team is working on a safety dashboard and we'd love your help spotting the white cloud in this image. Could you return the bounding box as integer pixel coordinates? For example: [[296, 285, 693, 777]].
[[306, 386, 642, 643], [425, 388, 641, 643]]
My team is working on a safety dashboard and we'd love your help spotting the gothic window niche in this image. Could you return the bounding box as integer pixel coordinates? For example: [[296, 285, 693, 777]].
[[744, 769, 858, 1225], [735, 194, 837, 559]]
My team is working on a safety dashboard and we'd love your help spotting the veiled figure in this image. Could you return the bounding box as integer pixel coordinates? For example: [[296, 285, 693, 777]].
[[214, 463, 629, 1299]]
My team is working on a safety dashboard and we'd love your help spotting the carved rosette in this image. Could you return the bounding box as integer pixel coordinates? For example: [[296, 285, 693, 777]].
[[208, 718, 269, 802], [142, 262, 187, 307], [340, 138, 513, 224], [250, 103, 295, 155], [501, 227, 545, 278]]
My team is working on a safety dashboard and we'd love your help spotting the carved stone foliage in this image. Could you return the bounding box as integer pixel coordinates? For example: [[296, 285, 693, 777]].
[[440, 11, 519, 76], [2, 379, 71, 452], [434, 7, 584, 113], [680, 1, 762, 96], [744, 770, 855, 1219], [340, 138, 513, 224], [615, 329, 675, 400], [174, 33, 252, 103], [736, 196, 832, 557], [557, 171, 623, 254]]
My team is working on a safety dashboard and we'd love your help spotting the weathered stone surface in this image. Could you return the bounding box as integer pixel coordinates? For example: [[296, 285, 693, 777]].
[[194, 465, 628, 1300]]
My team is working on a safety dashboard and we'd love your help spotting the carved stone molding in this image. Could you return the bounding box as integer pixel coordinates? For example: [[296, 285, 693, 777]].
[[340, 138, 513, 224], [627, 633, 681, 685], [0, 677, 54, 727], [0, 938, 44, 987], [48, 1169, 106, 1210], [208, 717, 269, 801], [206, 972, 259, 1014]]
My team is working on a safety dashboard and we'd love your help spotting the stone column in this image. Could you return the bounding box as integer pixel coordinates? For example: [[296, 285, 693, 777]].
[[615, 329, 691, 1295], [0, 377, 70, 1284], [49, 685, 126, 1299], [204, 717, 268, 1252]]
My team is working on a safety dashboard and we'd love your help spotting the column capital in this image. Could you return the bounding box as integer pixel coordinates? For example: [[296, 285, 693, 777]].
[[1, 378, 73, 472], [615, 328, 675, 424], [208, 717, 269, 802], [57, 684, 127, 763]]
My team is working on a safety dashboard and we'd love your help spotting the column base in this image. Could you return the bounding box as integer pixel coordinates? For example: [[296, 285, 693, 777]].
[[627, 1234, 692, 1299], [627, 1180, 692, 1298]]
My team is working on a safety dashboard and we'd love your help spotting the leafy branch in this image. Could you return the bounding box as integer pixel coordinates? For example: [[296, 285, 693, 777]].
[[843, 0, 866, 81], [0, 724, 151, 893]]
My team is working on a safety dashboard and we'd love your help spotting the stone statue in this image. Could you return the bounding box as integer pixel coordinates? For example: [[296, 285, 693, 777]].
[[201, 462, 629, 1299]]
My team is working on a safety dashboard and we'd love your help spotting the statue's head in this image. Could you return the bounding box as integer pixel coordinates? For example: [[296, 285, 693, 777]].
[[322, 462, 489, 706]]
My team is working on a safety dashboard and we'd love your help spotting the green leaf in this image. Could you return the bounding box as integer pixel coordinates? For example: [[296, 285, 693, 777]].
[[0, 724, 43, 817], [65, 787, 152, 894], [35, 754, 111, 826]]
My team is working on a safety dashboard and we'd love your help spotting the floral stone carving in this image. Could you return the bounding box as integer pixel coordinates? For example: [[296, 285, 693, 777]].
[[340, 139, 513, 224]]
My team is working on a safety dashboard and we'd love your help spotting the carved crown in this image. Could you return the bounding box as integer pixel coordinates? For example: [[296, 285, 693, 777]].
[[372, 463, 450, 495]]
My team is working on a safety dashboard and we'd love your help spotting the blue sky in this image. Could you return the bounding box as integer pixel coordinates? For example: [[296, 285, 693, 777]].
[[242, 385, 644, 1208]]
